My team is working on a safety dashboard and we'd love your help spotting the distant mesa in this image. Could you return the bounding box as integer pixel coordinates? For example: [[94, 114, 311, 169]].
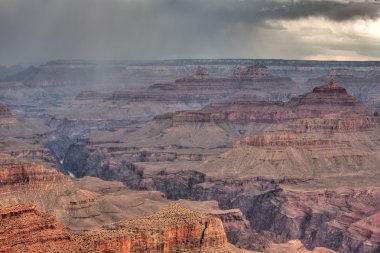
[[166, 81, 372, 125], [194, 66, 209, 77], [233, 64, 271, 78], [175, 65, 211, 82]]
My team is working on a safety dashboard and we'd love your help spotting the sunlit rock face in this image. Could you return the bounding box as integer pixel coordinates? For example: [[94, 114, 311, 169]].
[[0, 203, 232, 253], [92, 204, 231, 253], [0, 205, 84, 253]]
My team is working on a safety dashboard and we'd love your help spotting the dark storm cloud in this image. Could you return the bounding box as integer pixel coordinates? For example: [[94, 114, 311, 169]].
[[160, 0, 380, 23], [0, 0, 379, 64]]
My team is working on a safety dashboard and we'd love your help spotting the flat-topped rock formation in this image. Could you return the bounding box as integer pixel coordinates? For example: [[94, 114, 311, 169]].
[[90, 203, 231, 253], [166, 81, 372, 125], [200, 129, 380, 181], [107, 64, 297, 103], [2, 202, 309, 253], [0, 204, 83, 253], [289, 80, 371, 118], [306, 68, 380, 111], [0, 155, 72, 195], [4, 60, 107, 87]]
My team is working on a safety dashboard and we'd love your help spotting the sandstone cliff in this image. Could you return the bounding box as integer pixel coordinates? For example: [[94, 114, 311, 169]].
[[0, 157, 71, 195], [0, 204, 84, 253], [0, 203, 233, 252], [91, 203, 231, 253]]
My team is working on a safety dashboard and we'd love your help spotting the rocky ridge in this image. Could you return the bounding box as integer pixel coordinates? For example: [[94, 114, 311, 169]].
[[91, 203, 231, 253], [0, 203, 233, 253], [168, 81, 372, 125]]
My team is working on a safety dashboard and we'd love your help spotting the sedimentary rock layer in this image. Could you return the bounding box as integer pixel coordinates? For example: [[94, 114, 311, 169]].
[[168, 81, 372, 125], [0, 158, 71, 195], [0, 204, 83, 253], [0, 204, 232, 253], [91, 204, 231, 253]]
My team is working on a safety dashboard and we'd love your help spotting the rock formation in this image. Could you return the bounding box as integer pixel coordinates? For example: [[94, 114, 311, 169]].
[[0, 203, 233, 253], [195, 66, 210, 77], [4, 60, 380, 253], [0, 204, 84, 253], [91, 204, 231, 253], [167, 81, 372, 125], [108, 64, 296, 104], [0, 155, 72, 195]]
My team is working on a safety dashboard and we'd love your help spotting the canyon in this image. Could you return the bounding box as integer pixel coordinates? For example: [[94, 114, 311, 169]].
[[1, 59, 380, 252]]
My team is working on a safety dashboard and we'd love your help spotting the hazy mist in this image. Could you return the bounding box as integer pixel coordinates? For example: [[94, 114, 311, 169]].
[[1, 0, 380, 64]]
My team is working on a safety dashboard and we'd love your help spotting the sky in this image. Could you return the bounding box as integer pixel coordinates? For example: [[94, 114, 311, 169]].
[[1, 0, 380, 64]]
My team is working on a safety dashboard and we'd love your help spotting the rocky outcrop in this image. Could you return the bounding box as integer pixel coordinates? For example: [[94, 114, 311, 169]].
[[0, 204, 83, 253], [168, 81, 372, 125], [326, 212, 380, 253], [289, 80, 372, 118], [0, 157, 72, 194], [211, 208, 270, 251], [90, 204, 231, 253], [0, 203, 236, 253], [107, 64, 296, 103], [195, 66, 210, 77]]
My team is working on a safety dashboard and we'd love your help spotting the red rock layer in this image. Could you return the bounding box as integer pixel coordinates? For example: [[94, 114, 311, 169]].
[[288, 117, 380, 133], [237, 133, 336, 147], [339, 212, 380, 253], [168, 81, 372, 125], [91, 204, 231, 253], [0, 204, 83, 253], [0, 161, 72, 194]]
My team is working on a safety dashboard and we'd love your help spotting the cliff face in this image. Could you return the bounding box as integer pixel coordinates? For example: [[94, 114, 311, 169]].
[[330, 212, 380, 253], [0, 159, 71, 195], [0, 204, 83, 253], [0, 203, 235, 253], [92, 204, 230, 253], [169, 81, 372, 125]]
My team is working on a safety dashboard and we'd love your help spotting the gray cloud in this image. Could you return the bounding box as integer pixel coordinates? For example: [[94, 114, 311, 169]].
[[0, 0, 379, 64]]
